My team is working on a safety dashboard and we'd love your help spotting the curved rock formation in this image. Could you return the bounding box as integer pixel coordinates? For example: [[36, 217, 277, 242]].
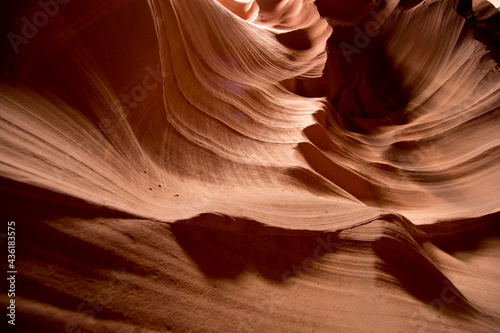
[[0, 0, 499, 331]]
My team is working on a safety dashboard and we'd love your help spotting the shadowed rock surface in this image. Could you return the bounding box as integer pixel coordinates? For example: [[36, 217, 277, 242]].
[[1, 0, 499, 332]]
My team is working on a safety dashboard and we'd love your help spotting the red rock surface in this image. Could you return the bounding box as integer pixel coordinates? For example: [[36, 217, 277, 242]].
[[1, 0, 499, 332]]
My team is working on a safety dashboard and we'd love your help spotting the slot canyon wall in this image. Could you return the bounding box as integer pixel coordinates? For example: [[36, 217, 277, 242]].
[[0, 0, 500, 332]]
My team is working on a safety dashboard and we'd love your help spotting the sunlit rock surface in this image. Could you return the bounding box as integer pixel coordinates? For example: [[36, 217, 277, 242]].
[[0, 0, 499, 331]]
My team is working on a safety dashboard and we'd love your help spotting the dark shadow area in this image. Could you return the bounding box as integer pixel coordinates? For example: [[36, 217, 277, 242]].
[[10, 207, 148, 275], [284, 166, 352, 196], [417, 212, 500, 254], [398, 0, 425, 11], [296, 142, 375, 204], [0, 177, 150, 275], [276, 29, 312, 50], [314, 0, 378, 24], [456, 0, 474, 19], [1, 272, 141, 333], [457, 0, 500, 65], [255, 0, 284, 12], [472, 7, 500, 65], [0, 176, 157, 332], [0, 176, 139, 222], [323, 27, 411, 120], [374, 236, 478, 316], [0, 0, 161, 124], [287, 2, 412, 133], [17, 276, 128, 320], [303, 123, 339, 152], [170, 214, 341, 282], [0, 0, 34, 79], [0, 176, 182, 333]]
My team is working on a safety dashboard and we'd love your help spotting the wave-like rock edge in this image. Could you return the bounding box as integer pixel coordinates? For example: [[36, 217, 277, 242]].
[[1, 0, 500, 331]]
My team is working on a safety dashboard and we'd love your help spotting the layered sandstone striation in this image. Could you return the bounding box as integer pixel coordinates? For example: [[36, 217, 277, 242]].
[[0, 0, 499, 332]]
